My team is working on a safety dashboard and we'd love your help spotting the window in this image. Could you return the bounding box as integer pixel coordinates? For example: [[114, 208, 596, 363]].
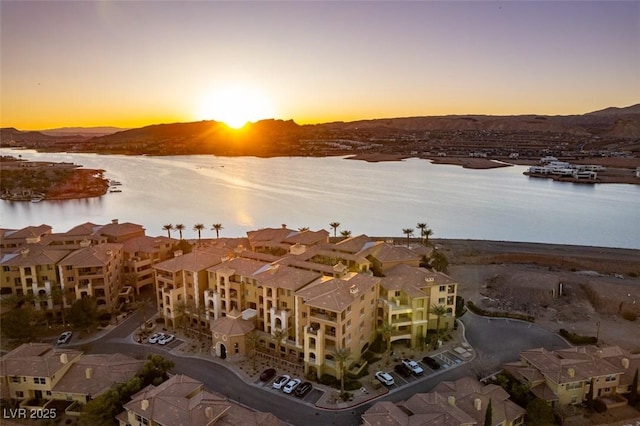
[[439, 285, 446, 292], [68, 277, 75, 282], [15, 391, 24, 398], [33, 377, 46, 384], [605, 375, 617, 382], [11, 376, 20, 383], [438, 297, 445, 304]]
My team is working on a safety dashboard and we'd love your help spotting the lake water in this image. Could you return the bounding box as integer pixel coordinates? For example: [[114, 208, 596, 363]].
[[1, 148, 639, 249]]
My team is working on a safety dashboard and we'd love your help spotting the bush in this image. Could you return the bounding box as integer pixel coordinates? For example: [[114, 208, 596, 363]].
[[343, 378, 363, 391], [466, 301, 535, 322], [559, 329, 597, 345], [319, 374, 338, 387], [621, 311, 637, 322], [629, 272, 638, 278], [592, 398, 607, 413], [98, 312, 112, 321]]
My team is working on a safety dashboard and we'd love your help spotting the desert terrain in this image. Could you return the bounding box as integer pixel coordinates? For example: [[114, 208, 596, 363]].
[[434, 239, 640, 351]]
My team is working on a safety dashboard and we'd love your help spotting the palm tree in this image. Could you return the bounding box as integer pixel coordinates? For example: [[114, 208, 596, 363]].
[[162, 224, 174, 238], [379, 320, 394, 364], [416, 222, 427, 241], [402, 228, 414, 247], [333, 347, 352, 395], [193, 223, 205, 240], [298, 226, 310, 232], [329, 222, 340, 239], [271, 328, 288, 365], [212, 223, 223, 239], [173, 300, 187, 330], [423, 227, 434, 245], [340, 230, 352, 239], [50, 286, 67, 325], [431, 304, 447, 337], [175, 224, 185, 239]]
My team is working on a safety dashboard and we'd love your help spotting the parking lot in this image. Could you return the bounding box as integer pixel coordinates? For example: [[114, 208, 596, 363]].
[[376, 349, 465, 390], [256, 373, 325, 405]]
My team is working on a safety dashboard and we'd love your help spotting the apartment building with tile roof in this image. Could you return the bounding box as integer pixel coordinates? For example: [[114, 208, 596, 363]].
[[504, 345, 634, 407], [0, 225, 52, 249], [57, 243, 124, 311], [362, 376, 525, 426], [118, 374, 286, 426], [122, 235, 176, 295], [380, 263, 458, 348], [154, 248, 227, 329]]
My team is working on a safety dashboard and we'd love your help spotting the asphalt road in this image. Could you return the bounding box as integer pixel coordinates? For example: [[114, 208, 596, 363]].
[[80, 310, 570, 426]]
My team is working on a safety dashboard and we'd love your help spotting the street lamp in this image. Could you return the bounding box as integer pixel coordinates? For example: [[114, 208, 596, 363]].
[[595, 321, 600, 346]]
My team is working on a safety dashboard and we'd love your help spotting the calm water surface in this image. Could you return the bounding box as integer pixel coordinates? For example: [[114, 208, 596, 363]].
[[1, 149, 639, 249]]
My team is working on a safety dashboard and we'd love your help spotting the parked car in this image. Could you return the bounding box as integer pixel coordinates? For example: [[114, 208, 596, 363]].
[[148, 333, 165, 344], [57, 331, 72, 345], [374, 371, 395, 386], [294, 381, 313, 398], [159, 334, 175, 345], [282, 378, 301, 394], [272, 375, 290, 390], [260, 368, 277, 382], [422, 356, 441, 370], [402, 358, 424, 375], [394, 363, 412, 378]]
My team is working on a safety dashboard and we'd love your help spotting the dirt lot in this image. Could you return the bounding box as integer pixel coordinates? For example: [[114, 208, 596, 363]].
[[433, 239, 640, 351]]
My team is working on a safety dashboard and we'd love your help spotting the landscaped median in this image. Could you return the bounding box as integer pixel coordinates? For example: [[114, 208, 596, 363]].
[[466, 300, 535, 322]]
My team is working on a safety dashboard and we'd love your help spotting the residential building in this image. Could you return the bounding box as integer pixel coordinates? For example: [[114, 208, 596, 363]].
[[379, 263, 458, 349], [0, 343, 82, 401], [122, 235, 176, 295], [57, 243, 124, 311], [362, 376, 525, 426], [504, 346, 633, 407], [117, 374, 286, 426]]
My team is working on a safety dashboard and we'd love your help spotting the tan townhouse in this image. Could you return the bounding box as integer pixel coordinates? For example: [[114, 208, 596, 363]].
[[117, 374, 286, 426], [122, 235, 176, 296], [504, 346, 627, 407], [0, 225, 52, 250], [362, 376, 526, 426], [0, 343, 82, 402], [57, 243, 124, 312]]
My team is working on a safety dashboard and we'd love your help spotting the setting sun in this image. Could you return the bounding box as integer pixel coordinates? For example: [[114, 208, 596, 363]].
[[195, 86, 274, 129]]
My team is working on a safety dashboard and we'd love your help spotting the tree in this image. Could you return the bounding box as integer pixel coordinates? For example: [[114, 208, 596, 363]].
[[333, 347, 352, 395], [329, 222, 340, 239], [423, 227, 434, 245], [173, 300, 188, 330], [50, 286, 67, 325], [416, 222, 427, 242], [162, 223, 174, 238], [212, 223, 223, 239], [484, 399, 492, 426], [69, 296, 98, 332], [245, 330, 261, 372], [193, 223, 205, 240], [298, 226, 310, 232], [1, 306, 39, 342], [379, 321, 394, 364], [271, 328, 288, 364], [340, 230, 352, 239], [431, 304, 447, 337], [430, 250, 449, 272], [402, 228, 414, 247], [139, 354, 174, 387], [525, 398, 555, 425], [175, 223, 185, 239]]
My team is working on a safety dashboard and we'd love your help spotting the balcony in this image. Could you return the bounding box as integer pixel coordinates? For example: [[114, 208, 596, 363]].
[[391, 314, 412, 326], [310, 310, 338, 323], [380, 298, 412, 313]]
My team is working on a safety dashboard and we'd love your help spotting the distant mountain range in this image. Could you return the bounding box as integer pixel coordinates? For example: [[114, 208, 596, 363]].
[[2, 104, 639, 157]]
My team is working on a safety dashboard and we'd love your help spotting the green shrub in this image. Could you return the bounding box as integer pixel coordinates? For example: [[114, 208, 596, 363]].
[[343, 378, 363, 391], [319, 374, 338, 387], [466, 301, 535, 322], [559, 329, 597, 345], [592, 398, 607, 413], [621, 311, 637, 322]]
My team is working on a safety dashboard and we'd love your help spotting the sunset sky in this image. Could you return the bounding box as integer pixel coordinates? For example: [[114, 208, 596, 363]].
[[1, 1, 638, 130]]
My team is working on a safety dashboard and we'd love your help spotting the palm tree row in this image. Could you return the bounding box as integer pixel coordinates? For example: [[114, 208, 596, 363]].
[[162, 223, 224, 240]]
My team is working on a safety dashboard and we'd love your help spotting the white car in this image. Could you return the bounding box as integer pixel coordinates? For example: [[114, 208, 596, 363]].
[[159, 334, 175, 345], [57, 331, 73, 345], [402, 359, 424, 375], [282, 378, 301, 394], [272, 375, 290, 390], [148, 333, 165, 344], [374, 371, 395, 386]]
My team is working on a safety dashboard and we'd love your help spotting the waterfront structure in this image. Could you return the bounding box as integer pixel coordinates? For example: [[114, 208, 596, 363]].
[[362, 376, 525, 426], [504, 345, 640, 407], [122, 235, 177, 295], [117, 374, 286, 426]]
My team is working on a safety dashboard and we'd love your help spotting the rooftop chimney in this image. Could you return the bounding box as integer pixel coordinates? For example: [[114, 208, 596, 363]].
[[205, 406, 214, 419], [141, 399, 149, 411], [474, 398, 482, 411], [60, 353, 68, 364], [85, 368, 93, 379], [111, 219, 119, 224], [448, 396, 456, 407], [622, 358, 630, 369], [568, 368, 576, 378]]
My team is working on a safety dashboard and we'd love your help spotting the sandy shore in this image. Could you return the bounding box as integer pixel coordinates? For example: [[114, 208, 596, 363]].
[[433, 239, 640, 350]]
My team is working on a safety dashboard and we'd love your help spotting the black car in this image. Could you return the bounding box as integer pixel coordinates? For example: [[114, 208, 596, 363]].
[[260, 368, 276, 382], [294, 381, 313, 398], [422, 356, 441, 370], [394, 363, 412, 378]]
